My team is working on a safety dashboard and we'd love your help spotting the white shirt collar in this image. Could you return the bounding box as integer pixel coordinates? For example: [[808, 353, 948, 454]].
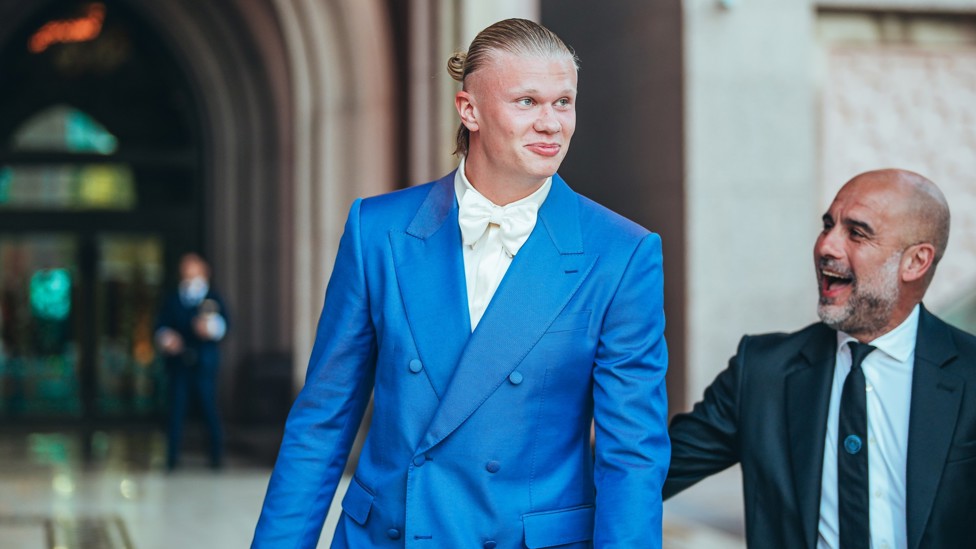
[[837, 303, 920, 363]]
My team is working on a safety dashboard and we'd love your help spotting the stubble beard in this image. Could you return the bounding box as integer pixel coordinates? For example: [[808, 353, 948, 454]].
[[817, 252, 901, 337]]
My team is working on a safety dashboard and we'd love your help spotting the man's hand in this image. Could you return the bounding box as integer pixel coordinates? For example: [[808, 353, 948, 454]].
[[156, 328, 184, 355], [193, 313, 227, 341]]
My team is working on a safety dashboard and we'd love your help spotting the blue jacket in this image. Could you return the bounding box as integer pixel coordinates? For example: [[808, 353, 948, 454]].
[[253, 172, 670, 548]]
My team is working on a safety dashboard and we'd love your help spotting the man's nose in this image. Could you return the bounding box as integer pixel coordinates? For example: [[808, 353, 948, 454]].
[[816, 227, 843, 259], [534, 105, 560, 133]]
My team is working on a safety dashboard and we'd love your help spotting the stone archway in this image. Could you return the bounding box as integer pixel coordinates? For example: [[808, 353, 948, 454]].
[[0, 0, 396, 408], [111, 0, 396, 393], [265, 0, 395, 388]]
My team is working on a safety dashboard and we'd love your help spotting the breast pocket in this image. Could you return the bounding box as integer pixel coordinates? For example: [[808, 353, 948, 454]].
[[545, 310, 591, 334]]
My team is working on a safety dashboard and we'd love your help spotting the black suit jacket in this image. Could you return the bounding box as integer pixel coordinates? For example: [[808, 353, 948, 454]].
[[665, 306, 976, 548], [156, 289, 228, 371]]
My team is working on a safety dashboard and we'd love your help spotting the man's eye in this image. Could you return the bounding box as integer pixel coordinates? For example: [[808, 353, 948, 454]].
[[556, 98, 571, 107], [517, 98, 534, 106]]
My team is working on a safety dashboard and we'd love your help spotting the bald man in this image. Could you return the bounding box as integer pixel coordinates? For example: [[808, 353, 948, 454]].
[[665, 170, 976, 549]]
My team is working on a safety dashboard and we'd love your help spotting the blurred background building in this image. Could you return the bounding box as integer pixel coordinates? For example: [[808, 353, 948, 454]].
[[0, 0, 974, 545]]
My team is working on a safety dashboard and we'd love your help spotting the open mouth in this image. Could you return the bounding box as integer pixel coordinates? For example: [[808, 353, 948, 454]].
[[820, 267, 853, 295]]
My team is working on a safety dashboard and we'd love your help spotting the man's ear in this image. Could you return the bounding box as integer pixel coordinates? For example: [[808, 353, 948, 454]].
[[900, 242, 936, 283], [455, 90, 479, 131]]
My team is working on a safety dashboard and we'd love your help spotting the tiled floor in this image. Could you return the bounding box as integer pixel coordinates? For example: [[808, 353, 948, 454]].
[[663, 465, 745, 548], [0, 430, 745, 548]]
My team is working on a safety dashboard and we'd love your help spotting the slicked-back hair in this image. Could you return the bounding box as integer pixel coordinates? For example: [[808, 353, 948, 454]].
[[447, 18, 578, 157]]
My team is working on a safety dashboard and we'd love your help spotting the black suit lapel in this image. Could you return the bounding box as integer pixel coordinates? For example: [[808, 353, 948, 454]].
[[785, 324, 837, 549], [906, 306, 962, 549]]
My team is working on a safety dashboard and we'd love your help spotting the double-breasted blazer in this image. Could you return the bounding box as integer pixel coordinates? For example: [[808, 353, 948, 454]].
[[253, 172, 670, 548], [665, 306, 976, 548]]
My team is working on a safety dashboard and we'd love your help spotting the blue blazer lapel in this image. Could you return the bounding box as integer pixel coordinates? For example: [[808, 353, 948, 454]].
[[906, 306, 962, 549], [786, 324, 836, 549], [417, 175, 598, 454], [389, 173, 470, 397]]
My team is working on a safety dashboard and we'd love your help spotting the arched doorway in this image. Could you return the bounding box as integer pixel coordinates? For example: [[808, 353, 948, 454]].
[[0, 0, 399, 438], [0, 1, 202, 424]]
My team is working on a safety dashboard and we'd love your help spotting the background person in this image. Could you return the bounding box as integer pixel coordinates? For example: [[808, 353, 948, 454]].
[[156, 252, 228, 471]]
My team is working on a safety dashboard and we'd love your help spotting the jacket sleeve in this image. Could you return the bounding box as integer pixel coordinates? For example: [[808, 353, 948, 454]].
[[252, 199, 378, 548], [663, 336, 746, 499], [212, 291, 230, 333], [591, 233, 670, 549], [155, 294, 177, 332]]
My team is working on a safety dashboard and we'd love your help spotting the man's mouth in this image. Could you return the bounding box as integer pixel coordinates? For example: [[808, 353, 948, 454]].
[[525, 143, 561, 157], [820, 267, 853, 296]]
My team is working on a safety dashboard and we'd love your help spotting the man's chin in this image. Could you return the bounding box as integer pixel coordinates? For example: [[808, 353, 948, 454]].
[[817, 303, 850, 329], [524, 154, 565, 174]]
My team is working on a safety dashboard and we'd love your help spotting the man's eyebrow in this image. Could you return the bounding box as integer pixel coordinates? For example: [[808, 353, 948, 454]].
[[844, 217, 875, 235], [509, 87, 577, 95]]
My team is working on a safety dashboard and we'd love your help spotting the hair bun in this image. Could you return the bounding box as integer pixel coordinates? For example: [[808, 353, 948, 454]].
[[447, 51, 466, 82]]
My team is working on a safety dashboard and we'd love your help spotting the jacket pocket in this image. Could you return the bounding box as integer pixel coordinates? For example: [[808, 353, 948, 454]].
[[545, 311, 591, 333], [522, 504, 594, 548], [947, 440, 976, 463], [340, 477, 374, 525]]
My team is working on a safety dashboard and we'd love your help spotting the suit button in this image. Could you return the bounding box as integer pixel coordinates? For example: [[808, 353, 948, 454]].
[[485, 460, 500, 473], [387, 528, 401, 540], [409, 359, 423, 373], [484, 541, 497, 549], [508, 371, 523, 385], [413, 455, 427, 467]]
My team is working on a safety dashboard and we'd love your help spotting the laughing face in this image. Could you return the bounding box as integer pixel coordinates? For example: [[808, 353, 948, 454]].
[[814, 178, 911, 339], [816, 249, 901, 337]]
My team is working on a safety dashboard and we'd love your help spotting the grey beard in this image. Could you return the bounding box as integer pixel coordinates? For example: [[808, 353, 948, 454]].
[[817, 254, 900, 336], [818, 290, 896, 336]]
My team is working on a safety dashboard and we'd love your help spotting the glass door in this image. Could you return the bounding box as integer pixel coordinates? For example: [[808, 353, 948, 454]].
[[0, 2, 204, 428], [94, 234, 165, 418], [0, 233, 168, 421], [0, 235, 82, 417]]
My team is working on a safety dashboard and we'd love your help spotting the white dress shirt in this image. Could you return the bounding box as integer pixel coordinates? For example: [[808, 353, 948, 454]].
[[454, 157, 551, 331], [817, 304, 919, 549]]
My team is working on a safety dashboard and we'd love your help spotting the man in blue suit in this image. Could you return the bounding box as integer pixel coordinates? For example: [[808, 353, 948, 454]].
[[253, 18, 669, 548]]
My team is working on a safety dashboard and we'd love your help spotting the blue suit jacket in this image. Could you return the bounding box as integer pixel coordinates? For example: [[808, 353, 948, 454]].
[[253, 172, 670, 548]]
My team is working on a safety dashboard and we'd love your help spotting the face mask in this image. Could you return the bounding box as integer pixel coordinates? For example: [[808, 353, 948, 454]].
[[179, 276, 209, 306]]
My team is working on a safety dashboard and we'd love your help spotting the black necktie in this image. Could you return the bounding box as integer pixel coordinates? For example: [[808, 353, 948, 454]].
[[838, 341, 875, 548]]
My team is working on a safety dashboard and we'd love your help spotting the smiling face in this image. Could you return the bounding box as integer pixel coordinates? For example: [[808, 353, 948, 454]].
[[455, 51, 577, 203], [814, 176, 916, 340]]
